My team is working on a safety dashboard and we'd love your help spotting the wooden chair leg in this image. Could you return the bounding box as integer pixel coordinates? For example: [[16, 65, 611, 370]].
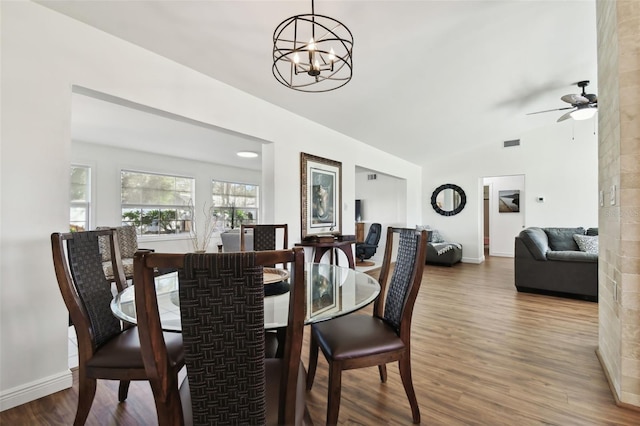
[[326, 362, 343, 426], [75, 374, 96, 426], [306, 332, 319, 390], [275, 326, 287, 358], [378, 364, 388, 382], [398, 355, 420, 424], [118, 380, 131, 402]]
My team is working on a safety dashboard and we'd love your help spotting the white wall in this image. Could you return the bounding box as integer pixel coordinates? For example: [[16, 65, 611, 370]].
[[0, 2, 422, 409], [422, 121, 599, 263]]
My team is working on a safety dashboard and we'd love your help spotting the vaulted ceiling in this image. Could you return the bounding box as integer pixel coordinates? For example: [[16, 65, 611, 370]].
[[40, 0, 598, 168]]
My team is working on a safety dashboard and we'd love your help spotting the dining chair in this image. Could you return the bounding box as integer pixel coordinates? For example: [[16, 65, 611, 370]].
[[240, 224, 288, 264], [306, 227, 428, 425], [241, 224, 290, 356], [51, 229, 185, 426], [134, 248, 311, 425]]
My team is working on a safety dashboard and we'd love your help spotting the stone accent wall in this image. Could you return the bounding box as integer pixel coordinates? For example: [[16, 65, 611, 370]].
[[596, 0, 640, 408]]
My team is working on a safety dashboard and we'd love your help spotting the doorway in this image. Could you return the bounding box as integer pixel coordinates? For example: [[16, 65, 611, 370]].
[[482, 175, 525, 257]]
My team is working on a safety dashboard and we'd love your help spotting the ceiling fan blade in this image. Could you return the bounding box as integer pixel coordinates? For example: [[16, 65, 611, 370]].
[[526, 106, 574, 116], [557, 110, 575, 122], [561, 94, 589, 105]]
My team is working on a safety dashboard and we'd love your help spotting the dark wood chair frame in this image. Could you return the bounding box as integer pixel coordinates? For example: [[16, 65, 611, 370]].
[[51, 229, 184, 426], [306, 227, 428, 425], [240, 223, 290, 356], [134, 248, 310, 425]]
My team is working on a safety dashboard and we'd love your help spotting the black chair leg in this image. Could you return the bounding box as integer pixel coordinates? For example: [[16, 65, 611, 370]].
[[306, 333, 319, 390], [118, 380, 131, 402]]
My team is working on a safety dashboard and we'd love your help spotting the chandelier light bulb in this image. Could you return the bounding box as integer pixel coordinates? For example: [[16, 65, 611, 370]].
[[293, 52, 300, 64], [328, 47, 336, 62], [308, 38, 316, 51]]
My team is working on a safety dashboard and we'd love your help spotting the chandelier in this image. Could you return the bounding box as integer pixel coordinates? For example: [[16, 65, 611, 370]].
[[272, 0, 354, 92]]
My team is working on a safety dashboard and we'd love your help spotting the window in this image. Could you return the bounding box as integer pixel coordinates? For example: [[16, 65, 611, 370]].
[[121, 170, 194, 236], [211, 181, 259, 229], [70, 165, 91, 232]]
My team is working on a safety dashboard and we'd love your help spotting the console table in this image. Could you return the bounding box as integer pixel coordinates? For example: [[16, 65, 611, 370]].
[[295, 239, 356, 269]]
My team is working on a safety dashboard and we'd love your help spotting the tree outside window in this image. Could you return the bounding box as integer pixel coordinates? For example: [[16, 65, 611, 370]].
[[121, 170, 194, 236]]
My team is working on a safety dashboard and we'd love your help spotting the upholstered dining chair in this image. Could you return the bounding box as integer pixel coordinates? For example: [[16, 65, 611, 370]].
[[51, 229, 185, 426], [306, 227, 428, 425], [134, 248, 311, 425]]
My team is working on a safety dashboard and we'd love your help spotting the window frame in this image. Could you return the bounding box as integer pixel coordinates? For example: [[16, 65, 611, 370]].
[[120, 169, 195, 238], [211, 180, 260, 230], [70, 164, 92, 232]]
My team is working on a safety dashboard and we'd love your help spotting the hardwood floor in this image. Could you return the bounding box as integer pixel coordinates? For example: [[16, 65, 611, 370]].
[[3, 255, 639, 425]]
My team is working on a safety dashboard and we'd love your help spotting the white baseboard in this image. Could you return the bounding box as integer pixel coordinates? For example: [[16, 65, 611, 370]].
[[490, 252, 514, 258], [462, 256, 483, 264], [0, 369, 72, 412]]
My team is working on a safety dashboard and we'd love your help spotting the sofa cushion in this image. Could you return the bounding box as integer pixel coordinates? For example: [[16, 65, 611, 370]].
[[574, 234, 598, 254], [547, 250, 598, 263], [518, 227, 549, 260], [543, 227, 584, 251]]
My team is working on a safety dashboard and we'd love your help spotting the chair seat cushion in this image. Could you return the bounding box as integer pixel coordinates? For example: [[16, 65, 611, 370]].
[[87, 327, 184, 369], [103, 258, 134, 280], [312, 314, 405, 361]]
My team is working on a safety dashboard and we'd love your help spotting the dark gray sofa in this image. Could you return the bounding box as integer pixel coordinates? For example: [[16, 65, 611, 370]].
[[514, 227, 598, 302]]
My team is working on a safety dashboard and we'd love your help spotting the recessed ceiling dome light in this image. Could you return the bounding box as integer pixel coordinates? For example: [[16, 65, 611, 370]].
[[237, 151, 259, 158]]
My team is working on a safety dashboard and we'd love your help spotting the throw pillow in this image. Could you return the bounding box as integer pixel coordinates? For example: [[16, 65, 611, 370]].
[[574, 234, 598, 254], [431, 229, 445, 243], [544, 227, 585, 251], [416, 225, 444, 243], [416, 225, 433, 242]]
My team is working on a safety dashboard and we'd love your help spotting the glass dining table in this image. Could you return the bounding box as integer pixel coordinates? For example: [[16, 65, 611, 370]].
[[110, 262, 380, 331]]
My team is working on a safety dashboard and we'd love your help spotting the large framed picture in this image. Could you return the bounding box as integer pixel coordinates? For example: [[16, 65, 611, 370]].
[[300, 152, 342, 239]]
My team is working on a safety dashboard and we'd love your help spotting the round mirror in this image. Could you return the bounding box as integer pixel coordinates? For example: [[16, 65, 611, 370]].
[[431, 184, 466, 216]]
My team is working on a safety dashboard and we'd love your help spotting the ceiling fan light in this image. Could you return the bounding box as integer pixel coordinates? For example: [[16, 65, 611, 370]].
[[237, 151, 259, 158], [570, 107, 597, 121]]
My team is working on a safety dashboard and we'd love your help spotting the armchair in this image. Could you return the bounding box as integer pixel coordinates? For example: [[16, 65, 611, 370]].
[[355, 223, 382, 262]]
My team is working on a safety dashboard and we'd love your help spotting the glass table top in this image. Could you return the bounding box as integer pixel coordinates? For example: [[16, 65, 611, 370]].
[[111, 263, 380, 331]]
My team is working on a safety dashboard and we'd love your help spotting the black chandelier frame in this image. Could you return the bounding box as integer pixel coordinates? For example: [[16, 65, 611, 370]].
[[272, 1, 353, 93]]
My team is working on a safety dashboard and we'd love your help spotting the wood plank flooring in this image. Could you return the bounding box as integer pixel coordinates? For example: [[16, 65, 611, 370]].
[[3, 255, 640, 425]]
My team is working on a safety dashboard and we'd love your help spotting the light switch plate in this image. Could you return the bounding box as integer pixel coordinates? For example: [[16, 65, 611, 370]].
[[610, 185, 616, 206]]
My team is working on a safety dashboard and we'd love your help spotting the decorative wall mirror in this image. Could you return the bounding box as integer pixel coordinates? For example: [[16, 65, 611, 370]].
[[431, 184, 466, 216]]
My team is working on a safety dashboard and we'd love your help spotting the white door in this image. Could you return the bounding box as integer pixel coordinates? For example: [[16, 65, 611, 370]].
[[484, 175, 525, 257]]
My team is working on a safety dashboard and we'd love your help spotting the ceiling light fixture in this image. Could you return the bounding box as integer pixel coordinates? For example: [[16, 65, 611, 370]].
[[236, 151, 259, 158], [569, 105, 597, 121], [272, 0, 354, 92]]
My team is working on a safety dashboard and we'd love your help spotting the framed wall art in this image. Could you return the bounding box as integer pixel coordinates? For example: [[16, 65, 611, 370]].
[[300, 152, 342, 240], [498, 189, 520, 213]]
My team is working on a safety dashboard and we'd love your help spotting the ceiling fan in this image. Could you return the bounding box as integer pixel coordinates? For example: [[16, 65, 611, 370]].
[[527, 80, 598, 122]]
